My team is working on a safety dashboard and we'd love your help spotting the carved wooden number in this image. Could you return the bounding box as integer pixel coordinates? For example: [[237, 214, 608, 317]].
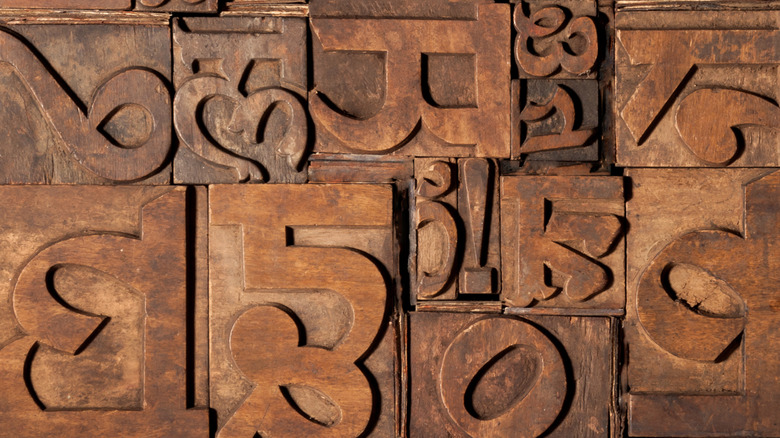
[[0, 187, 207, 437], [209, 184, 396, 437], [0, 0, 777, 437]]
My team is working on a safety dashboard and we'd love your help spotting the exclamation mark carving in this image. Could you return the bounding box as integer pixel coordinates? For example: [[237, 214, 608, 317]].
[[459, 158, 499, 295]]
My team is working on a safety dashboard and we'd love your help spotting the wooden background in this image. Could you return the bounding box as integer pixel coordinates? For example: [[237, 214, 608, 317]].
[[0, 0, 776, 436]]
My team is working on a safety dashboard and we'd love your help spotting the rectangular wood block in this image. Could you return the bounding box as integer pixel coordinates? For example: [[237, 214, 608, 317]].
[[0, 18, 172, 184], [209, 184, 398, 437], [513, 0, 600, 79], [500, 175, 625, 311], [409, 312, 614, 437], [309, 3, 511, 158], [512, 79, 600, 161], [414, 158, 501, 301], [0, 0, 130, 9], [625, 169, 780, 436], [0, 186, 208, 437], [615, 10, 779, 167], [135, 0, 217, 12], [173, 16, 308, 184]]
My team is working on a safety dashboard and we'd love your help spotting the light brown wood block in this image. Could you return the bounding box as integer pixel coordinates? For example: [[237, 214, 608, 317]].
[[0, 0, 130, 9], [409, 312, 614, 437], [0, 186, 207, 437], [615, 10, 779, 166], [209, 184, 398, 437], [625, 169, 780, 436], [173, 16, 308, 184], [309, 3, 511, 158], [501, 175, 625, 311], [0, 17, 172, 184]]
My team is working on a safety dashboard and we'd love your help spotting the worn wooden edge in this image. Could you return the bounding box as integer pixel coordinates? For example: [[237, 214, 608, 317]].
[[414, 302, 503, 314], [222, 4, 308, 17], [0, 9, 169, 25], [617, 0, 780, 10], [504, 307, 626, 317]]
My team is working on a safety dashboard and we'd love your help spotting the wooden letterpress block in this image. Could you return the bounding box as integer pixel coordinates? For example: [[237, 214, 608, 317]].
[[409, 312, 614, 437], [625, 169, 780, 436], [308, 155, 413, 184], [0, 16, 172, 184], [513, 0, 600, 79], [173, 16, 308, 184], [309, 3, 511, 158], [0, 187, 208, 437], [413, 158, 501, 302], [0, 0, 130, 9], [209, 184, 398, 437], [616, 10, 779, 166], [501, 175, 625, 311], [512, 79, 600, 161], [309, 0, 490, 19], [135, 0, 217, 12]]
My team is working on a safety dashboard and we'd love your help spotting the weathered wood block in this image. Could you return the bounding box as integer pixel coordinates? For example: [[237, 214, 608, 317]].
[[173, 16, 308, 184], [310, 0, 490, 19], [512, 79, 600, 161], [409, 312, 614, 437], [0, 0, 130, 9], [513, 0, 600, 79], [209, 184, 398, 437], [615, 10, 779, 166], [0, 186, 208, 437], [501, 175, 625, 311], [0, 16, 172, 184], [135, 0, 217, 12], [308, 155, 413, 184], [309, 3, 511, 158], [414, 158, 501, 301], [625, 169, 780, 436]]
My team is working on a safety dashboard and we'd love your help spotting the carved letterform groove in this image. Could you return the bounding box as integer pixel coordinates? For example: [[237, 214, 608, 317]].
[[173, 17, 309, 184], [513, 1, 599, 78]]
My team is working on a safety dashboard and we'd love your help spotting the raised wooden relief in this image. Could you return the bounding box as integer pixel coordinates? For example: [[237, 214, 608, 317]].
[[209, 184, 397, 437], [173, 16, 308, 184], [0, 2, 776, 436], [413, 157, 501, 302], [309, 3, 511, 158], [0, 186, 207, 437], [513, 0, 600, 79], [0, 16, 172, 184], [625, 169, 780, 436], [501, 175, 625, 311], [616, 10, 779, 166], [409, 312, 614, 437], [512, 79, 600, 161]]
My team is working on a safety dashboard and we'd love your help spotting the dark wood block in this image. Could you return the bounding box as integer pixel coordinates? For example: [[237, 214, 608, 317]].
[[309, 3, 511, 158], [513, 79, 600, 161], [625, 168, 780, 436], [209, 184, 397, 437], [173, 16, 308, 184], [615, 10, 779, 166], [0, 17, 172, 184], [409, 312, 614, 437], [501, 175, 625, 311], [514, 0, 599, 79], [0, 186, 207, 437]]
